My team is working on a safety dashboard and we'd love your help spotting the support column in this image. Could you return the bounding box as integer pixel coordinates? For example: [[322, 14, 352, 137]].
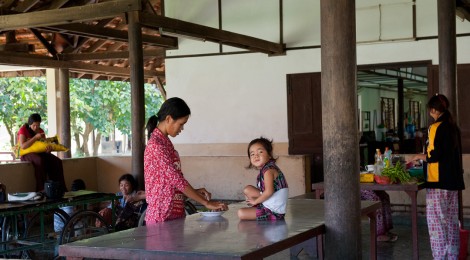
[[46, 69, 58, 137], [58, 69, 71, 159], [320, 0, 361, 259], [437, 0, 464, 229], [397, 79, 404, 142], [437, 0, 457, 118], [127, 11, 146, 188]]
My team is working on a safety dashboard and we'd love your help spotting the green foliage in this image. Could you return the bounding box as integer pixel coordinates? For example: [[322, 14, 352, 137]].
[[0, 76, 163, 156], [381, 161, 412, 183], [0, 77, 47, 148]]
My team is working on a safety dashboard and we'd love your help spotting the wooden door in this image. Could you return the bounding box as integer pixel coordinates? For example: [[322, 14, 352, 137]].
[[287, 72, 324, 184]]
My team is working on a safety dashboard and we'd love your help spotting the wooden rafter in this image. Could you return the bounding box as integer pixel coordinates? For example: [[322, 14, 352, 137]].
[[59, 49, 164, 61], [39, 23, 177, 48], [139, 12, 285, 55], [0, 51, 163, 78], [0, 0, 142, 30]]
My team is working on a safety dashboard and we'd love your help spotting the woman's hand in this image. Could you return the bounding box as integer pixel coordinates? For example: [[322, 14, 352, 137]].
[[126, 191, 146, 203], [407, 154, 426, 164], [45, 144, 53, 153], [196, 188, 211, 201], [245, 198, 258, 207], [34, 133, 45, 142], [205, 200, 228, 211]]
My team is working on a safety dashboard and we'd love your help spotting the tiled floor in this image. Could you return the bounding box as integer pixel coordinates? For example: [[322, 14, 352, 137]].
[[267, 215, 470, 260]]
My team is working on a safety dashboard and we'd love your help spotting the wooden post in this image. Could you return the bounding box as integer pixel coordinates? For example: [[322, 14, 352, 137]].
[[437, 0, 457, 118], [397, 78, 404, 143], [320, 0, 361, 259], [58, 68, 71, 159], [437, 0, 463, 228], [127, 11, 146, 188]]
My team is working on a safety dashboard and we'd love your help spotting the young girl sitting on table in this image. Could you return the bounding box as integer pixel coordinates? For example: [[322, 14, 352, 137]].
[[238, 137, 289, 221]]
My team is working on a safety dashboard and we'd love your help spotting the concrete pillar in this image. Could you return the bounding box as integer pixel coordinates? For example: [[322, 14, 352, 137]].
[[127, 11, 146, 188], [437, 0, 457, 118], [320, 0, 361, 259], [46, 69, 58, 136], [46, 68, 71, 158], [58, 68, 71, 159]]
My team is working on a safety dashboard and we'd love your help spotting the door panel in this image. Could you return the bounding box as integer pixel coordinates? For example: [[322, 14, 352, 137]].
[[287, 72, 323, 154]]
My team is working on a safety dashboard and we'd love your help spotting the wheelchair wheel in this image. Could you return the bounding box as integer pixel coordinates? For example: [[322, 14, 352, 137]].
[[185, 200, 198, 215], [24, 208, 69, 260], [1, 215, 28, 259], [59, 210, 109, 245]]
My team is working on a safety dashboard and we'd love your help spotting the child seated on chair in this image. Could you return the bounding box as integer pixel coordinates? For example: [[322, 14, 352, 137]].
[[98, 173, 146, 231]]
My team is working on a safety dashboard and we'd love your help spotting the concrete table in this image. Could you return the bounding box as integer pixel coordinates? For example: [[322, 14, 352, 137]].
[[59, 198, 380, 260]]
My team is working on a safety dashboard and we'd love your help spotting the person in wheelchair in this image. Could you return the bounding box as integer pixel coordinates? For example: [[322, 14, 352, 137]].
[[98, 173, 146, 231]]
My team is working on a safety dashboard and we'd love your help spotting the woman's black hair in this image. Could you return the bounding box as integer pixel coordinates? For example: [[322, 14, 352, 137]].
[[119, 173, 138, 191], [427, 94, 458, 147], [246, 137, 277, 169], [23, 113, 42, 137], [146, 97, 191, 139]]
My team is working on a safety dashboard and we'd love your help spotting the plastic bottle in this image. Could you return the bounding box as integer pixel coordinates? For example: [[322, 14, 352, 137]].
[[384, 147, 392, 168], [374, 149, 383, 175]]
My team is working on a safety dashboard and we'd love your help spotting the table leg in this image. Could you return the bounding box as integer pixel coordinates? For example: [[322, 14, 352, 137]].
[[317, 235, 324, 260], [405, 191, 419, 260], [315, 189, 323, 199], [367, 211, 377, 260]]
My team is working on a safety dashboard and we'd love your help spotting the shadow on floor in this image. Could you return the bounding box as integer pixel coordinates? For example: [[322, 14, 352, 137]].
[[267, 214, 470, 260]]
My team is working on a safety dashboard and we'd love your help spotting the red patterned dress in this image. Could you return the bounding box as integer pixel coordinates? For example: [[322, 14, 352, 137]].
[[144, 128, 189, 223]]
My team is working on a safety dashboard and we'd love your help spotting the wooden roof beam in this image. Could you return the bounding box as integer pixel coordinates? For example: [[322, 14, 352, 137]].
[[0, 51, 163, 78], [139, 13, 285, 55], [59, 49, 164, 61], [0, 0, 142, 30], [39, 23, 177, 48]]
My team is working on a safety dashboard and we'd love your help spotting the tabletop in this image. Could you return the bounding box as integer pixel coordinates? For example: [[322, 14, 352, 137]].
[[59, 198, 381, 260], [60, 199, 329, 259]]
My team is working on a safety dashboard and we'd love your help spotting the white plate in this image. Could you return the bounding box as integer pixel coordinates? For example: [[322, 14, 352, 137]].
[[199, 211, 225, 217]]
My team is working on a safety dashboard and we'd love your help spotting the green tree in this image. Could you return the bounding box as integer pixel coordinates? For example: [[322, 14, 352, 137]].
[[69, 79, 163, 156], [0, 77, 163, 156], [0, 77, 47, 148]]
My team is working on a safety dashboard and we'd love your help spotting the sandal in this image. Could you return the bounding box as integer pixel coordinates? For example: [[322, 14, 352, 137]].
[[377, 233, 398, 242], [388, 232, 398, 242]]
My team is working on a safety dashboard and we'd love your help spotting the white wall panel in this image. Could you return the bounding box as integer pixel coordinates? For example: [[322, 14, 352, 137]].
[[283, 0, 320, 47], [166, 0, 220, 56], [221, 0, 280, 53]]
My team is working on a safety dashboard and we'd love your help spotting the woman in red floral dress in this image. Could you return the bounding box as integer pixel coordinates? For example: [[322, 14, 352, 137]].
[[144, 97, 228, 224]]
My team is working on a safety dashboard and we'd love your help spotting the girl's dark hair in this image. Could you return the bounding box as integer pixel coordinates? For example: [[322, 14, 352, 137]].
[[246, 137, 276, 169], [146, 97, 191, 139], [23, 113, 42, 137], [119, 173, 138, 191], [427, 94, 458, 147]]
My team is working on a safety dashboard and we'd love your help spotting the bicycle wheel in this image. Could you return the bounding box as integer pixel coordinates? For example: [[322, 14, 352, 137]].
[[1, 215, 28, 259], [137, 208, 146, 227], [59, 210, 109, 245], [24, 208, 69, 260]]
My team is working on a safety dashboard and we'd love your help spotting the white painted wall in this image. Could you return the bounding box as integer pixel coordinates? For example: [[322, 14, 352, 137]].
[[164, 0, 470, 145]]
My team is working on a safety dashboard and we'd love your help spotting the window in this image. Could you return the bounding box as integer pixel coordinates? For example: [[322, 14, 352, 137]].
[[409, 100, 420, 129], [381, 97, 395, 130]]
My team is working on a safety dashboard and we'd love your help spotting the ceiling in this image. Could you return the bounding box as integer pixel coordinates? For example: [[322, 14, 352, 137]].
[[358, 67, 428, 95], [0, 0, 469, 91]]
